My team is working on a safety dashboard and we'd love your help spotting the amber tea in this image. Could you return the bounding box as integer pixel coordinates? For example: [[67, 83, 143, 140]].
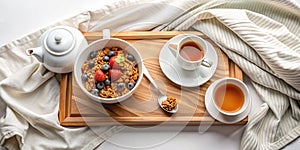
[[214, 84, 244, 113], [179, 41, 204, 61]]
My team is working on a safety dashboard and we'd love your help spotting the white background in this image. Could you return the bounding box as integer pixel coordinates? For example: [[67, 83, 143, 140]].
[[0, 0, 299, 149]]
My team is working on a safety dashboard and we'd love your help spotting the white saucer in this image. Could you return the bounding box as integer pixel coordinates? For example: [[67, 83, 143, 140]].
[[159, 34, 218, 87], [204, 81, 251, 124]]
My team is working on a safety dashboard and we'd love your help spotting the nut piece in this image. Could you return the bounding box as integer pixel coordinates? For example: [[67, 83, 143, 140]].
[[161, 97, 177, 111]]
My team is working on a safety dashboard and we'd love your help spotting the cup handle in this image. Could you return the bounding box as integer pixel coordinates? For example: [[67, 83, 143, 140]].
[[201, 59, 213, 68], [168, 43, 178, 57], [102, 29, 110, 39]]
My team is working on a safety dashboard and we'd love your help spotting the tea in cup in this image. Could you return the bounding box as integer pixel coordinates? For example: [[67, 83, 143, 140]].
[[168, 34, 212, 70], [211, 78, 250, 116]]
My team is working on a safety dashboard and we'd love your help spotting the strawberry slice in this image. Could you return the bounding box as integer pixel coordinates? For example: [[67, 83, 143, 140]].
[[108, 69, 122, 81], [94, 70, 106, 82], [109, 56, 121, 69], [109, 55, 124, 69]]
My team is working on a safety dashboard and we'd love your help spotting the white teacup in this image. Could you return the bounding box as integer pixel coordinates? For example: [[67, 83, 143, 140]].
[[211, 78, 250, 117], [168, 34, 212, 70]]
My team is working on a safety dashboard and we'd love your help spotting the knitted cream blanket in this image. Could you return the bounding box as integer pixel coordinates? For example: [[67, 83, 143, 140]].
[[1, 0, 299, 149]]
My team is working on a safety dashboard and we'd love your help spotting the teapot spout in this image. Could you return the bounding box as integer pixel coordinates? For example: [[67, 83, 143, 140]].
[[26, 47, 44, 63]]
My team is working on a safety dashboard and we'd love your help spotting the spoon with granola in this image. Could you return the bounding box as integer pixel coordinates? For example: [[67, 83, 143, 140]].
[[142, 64, 178, 113]]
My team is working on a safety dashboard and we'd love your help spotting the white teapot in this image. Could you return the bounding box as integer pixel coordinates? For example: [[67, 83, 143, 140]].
[[26, 26, 88, 73]]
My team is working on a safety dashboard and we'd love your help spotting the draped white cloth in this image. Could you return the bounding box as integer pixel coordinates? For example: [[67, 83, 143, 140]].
[[1, 0, 299, 149]]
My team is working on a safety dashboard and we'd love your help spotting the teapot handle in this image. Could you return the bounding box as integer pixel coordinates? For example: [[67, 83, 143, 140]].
[[103, 29, 110, 39]]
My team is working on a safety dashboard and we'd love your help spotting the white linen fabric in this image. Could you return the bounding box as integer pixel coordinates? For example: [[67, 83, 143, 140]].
[[0, 0, 299, 149]]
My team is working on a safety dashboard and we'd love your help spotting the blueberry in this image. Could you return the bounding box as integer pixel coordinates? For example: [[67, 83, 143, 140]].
[[96, 82, 105, 90], [93, 89, 99, 96], [127, 82, 135, 90], [127, 54, 135, 61], [117, 82, 125, 91], [82, 74, 88, 82], [90, 51, 97, 59], [104, 79, 111, 86], [103, 56, 110, 62], [88, 61, 95, 68], [108, 51, 115, 57], [101, 64, 110, 72]]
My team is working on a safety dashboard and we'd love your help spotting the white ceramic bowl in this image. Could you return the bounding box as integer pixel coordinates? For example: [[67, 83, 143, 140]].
[[74, 37, 143, 104]]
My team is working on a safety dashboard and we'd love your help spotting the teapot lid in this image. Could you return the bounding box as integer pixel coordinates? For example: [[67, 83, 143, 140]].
[[44, 27, 75, 56]]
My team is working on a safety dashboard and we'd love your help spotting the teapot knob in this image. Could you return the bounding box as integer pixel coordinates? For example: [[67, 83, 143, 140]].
[[55, 35, 62, 44], [44, 27, 75, 56]]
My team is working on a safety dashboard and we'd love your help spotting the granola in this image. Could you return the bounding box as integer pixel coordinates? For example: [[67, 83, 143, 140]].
[[81, 47, 139, 98]]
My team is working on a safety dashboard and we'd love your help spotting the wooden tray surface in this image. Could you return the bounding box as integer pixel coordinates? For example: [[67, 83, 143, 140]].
[[59, 31, 247, 126]]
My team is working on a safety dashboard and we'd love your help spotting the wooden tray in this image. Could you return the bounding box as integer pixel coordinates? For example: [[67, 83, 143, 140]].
[[59, 31, 247, 126]]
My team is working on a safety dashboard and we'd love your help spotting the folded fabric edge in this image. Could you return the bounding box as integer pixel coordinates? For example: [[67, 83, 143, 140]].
[[270, 124, 300, 149], [82, 126, 125, 150], [0, 130, 24, 150]]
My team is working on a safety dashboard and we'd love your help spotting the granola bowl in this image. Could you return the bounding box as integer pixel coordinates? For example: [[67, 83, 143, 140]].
[[74, 32, 143, 104]]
